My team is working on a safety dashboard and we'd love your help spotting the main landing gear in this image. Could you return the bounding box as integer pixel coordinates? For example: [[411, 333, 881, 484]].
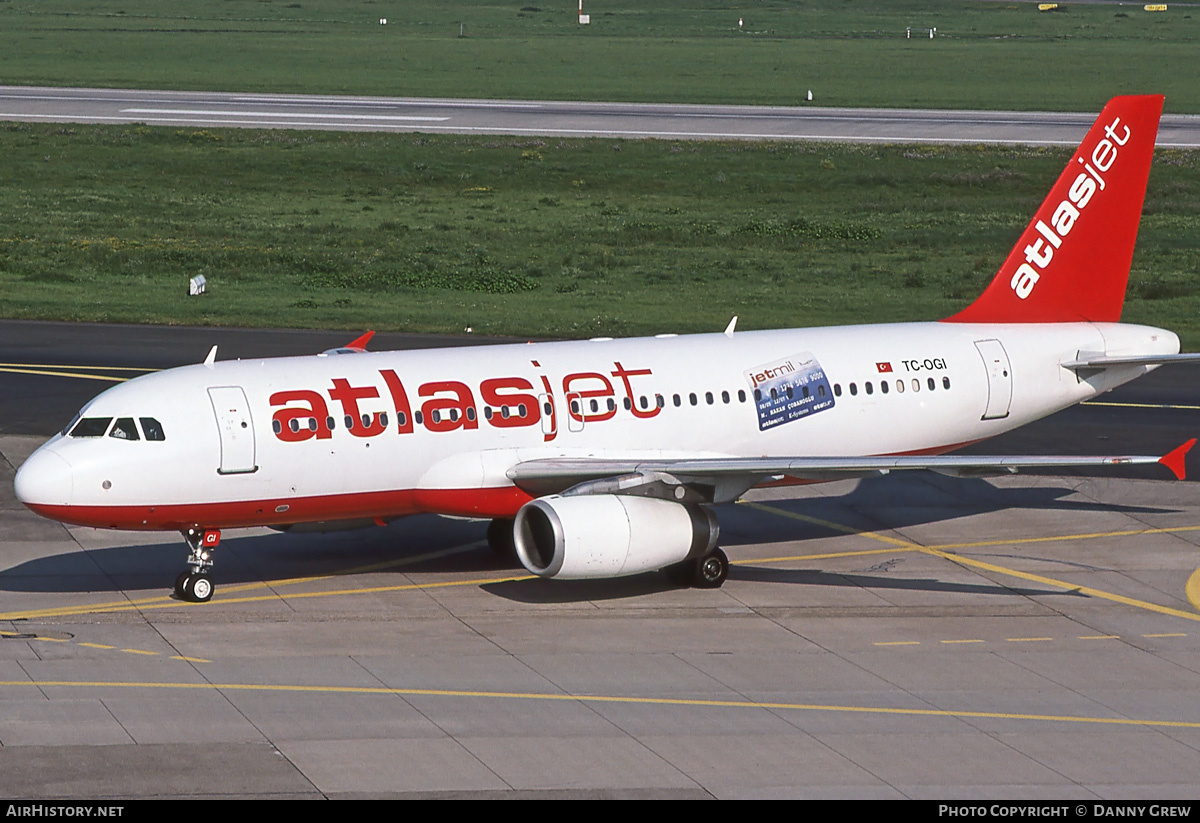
[[175, 527, 220, 602], [665, 547, 730, 589], [486, 518, 517, 565]]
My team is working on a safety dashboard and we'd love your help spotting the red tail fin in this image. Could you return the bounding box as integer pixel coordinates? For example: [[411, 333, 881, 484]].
[[945, 95, 1163, 324]]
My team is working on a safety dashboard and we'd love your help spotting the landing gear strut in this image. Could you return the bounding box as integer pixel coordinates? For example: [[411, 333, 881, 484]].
[[487, 518, 517, 564], [665, 547, 730, 589], [175, 527, 220, 602]]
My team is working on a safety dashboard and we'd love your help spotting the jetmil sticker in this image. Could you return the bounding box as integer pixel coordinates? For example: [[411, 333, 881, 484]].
[[745, 352, 835, 432]]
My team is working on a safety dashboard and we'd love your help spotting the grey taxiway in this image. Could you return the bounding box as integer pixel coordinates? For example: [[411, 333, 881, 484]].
[[2, 322, 1200, 799]]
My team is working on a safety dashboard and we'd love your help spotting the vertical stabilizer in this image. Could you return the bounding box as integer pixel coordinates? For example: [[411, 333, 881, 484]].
[[945, 95, 1163, 324]]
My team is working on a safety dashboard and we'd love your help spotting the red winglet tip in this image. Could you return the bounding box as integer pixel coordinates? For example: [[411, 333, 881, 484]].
[[1159, 438, 1196, 481], [346, 330, 375, 351]]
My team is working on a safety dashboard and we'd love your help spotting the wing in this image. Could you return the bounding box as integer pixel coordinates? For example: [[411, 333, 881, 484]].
[[507, 440, 1195, 503]]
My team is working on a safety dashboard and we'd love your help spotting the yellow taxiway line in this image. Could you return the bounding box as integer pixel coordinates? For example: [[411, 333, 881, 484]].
[[0, 542, 527, 621], [743, 501, 1200, 622], [3, 679, 1199, 730]]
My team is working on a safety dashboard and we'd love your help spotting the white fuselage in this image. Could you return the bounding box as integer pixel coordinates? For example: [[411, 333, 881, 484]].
[[13, 320, 1177, 531]]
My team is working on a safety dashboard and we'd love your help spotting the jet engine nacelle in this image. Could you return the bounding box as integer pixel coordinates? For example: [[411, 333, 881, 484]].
[[513, 494, 719, 580]]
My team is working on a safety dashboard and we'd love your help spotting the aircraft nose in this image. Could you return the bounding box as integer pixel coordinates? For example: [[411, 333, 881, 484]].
[[14, 448, 73, 508]]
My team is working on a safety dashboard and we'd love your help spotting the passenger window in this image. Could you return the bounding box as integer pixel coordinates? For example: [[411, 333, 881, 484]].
[[865, 382, 874, 395], [656, 394, 665, 409], [833, 384, 842, 397], [326, 416, 336, 431], [70, 417, 113, 438], [690, 393, 698, 406], [109, 418, 140, 441], [673, 394, 682, 407], [466, 408, 476, 422], [738, 389, 746, 403], [928, 377, 936, 391], [705, 392, 714, 405], [721, 390, 729, 404], [139, 417, 166, 441], [880, 381, 889, 395], [912, 379, 920, 393], [943, 376, 951, 390], [896, 379, 904, 393], [849, 383, 857, 396]]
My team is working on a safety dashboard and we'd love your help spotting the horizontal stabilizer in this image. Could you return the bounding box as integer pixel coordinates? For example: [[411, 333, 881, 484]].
[[1063, 353, 1200, 370]]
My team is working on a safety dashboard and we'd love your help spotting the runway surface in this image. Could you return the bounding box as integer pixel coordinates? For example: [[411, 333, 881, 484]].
[[3, 321, 1200, 798], [4, 85, 1200, 146]]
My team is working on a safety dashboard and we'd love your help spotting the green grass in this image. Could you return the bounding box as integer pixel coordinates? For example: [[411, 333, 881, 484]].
[[0, 2, 1197, 342], [0, 0, 1198, 112], [2, 123, 1198, 345]]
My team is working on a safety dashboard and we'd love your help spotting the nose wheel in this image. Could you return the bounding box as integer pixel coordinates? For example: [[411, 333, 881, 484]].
[[174, 570, 214, 602], [176, 528, 220, 602]]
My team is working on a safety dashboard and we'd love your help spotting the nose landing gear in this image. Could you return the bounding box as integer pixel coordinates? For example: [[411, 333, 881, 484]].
[[175, 527, 220, 602]]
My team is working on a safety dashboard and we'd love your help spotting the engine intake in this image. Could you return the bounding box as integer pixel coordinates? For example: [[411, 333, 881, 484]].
[[513, 494, 718, 580]]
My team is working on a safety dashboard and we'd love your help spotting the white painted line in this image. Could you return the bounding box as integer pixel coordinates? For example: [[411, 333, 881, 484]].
[[231, 95, 543, 110], [120, 108, 450, 122]]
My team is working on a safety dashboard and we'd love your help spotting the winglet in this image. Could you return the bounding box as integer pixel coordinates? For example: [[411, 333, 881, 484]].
[[724, 316, 738, 338], [203, 345, 217, 366], [1158, 438, 1195, 480], [345, 330, 375, 351]]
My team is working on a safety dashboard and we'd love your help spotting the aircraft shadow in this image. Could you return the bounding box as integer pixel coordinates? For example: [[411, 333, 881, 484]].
[[715, 471, 1174, 548], [0, 473, 1178, 601]]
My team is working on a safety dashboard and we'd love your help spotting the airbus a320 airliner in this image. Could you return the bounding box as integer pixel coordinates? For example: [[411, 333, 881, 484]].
[[14, 95, 1197, 602]]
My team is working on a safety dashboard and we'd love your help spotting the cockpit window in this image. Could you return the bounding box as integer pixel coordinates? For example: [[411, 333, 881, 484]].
[[69, 417, 113, 438], [61, 412, 82, 437], [139, 417, 165, 441], [109, 418, 140, 441]]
